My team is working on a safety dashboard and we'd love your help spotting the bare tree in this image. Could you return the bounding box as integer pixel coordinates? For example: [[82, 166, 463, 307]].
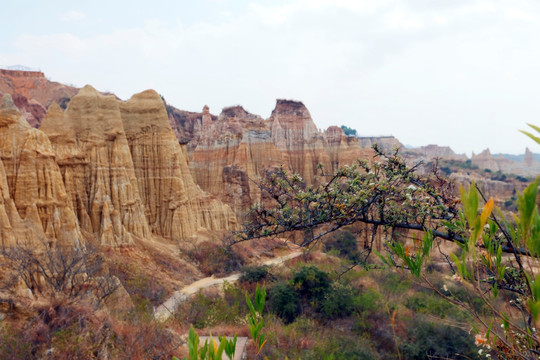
[[1, 240, 118, 307]]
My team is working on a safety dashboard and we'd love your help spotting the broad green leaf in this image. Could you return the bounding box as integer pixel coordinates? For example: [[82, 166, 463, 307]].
[[520, 130, 540, 145]]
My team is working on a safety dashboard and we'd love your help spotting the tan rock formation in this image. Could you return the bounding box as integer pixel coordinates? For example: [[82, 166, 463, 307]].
[[0, 94, 83, 247], [471, 148, 540, 177], [357, 136, 402, 153], [324, 126, 373, 172], [185, 101, 374, 215], [120, 90, 236, 240], [450, 173, 520, 205], [407, 144, 467, 162], [190, 105, 283, 213], [269, 100, 332, 183], [40, 86, 150, 246], [471, 149, 501, 172], [0, 69, 78, 127]]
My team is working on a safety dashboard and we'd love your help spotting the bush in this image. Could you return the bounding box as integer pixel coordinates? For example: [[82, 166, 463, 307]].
[[400, 315, 481, 360], [0, 324, 32, 360], [378, 271, 411, 295], [318, 283, 357, 320], [324, 230, 359, 261], [405, 293, 456, 319], [313, 336, 381, 360], [340, 125, 357, 137], [109, 263, 166, 307], [292, 265, 331, 301], [177, 292, 244, 329], [186, 241, 244, 276], [268, 282, 301, 324], [239, 265, 271, 283]]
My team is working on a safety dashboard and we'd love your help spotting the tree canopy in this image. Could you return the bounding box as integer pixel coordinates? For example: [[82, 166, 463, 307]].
[[237, 139, 540, 359]]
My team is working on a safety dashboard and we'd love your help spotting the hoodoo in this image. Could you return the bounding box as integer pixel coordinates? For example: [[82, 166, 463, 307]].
[[0, 94, 83, 247], [120, 90, 236, 240], [41, 86, 151, 246]]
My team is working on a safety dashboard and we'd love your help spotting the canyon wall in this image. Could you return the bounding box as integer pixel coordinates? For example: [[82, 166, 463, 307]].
[[40, 86, 151, 246], [120, 90, 236, 239], [0, 94, 83, 248], [472, 148, 540, 176], [0, 69, 78, 127], [0, 85, 236, 248], [171, 100, 373, 215]]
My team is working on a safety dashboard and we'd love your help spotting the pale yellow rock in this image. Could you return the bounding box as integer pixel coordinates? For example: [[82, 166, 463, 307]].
[[40, 86, 151, 246], [0, 94, 83, 247], [191, 105, 283, 214], [120, 90, 236, 240]]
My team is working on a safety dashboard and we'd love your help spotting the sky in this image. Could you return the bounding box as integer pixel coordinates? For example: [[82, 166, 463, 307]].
[[1, 0, 539, 155]]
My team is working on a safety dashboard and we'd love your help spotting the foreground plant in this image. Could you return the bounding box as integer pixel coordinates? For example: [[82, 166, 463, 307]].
[[179, 285, 266, 360], [235, 132, 540, 358], [246, 283, 267, 354], [175, 326, 236, 360]]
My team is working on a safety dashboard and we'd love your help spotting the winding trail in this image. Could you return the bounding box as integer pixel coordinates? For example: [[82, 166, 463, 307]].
[[154, 250, 303, 322]]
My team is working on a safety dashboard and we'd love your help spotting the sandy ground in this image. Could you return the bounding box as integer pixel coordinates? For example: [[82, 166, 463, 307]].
[[154, 250, 303, 322]]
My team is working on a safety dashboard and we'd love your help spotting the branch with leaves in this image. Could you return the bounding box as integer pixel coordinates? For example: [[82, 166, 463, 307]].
[[237, 146, 458, 250]]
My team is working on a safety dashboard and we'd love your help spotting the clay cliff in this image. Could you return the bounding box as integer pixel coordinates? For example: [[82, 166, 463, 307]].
[[0, 94, 83, 248], [472, 148, 540, 176], [190, 105, 282, 213], [406, 144, 467, 162], [169, 100, 373, 214], [40, 86, 152, 246], [120, 90, 236, 239], [357, 136, 402, 153], [0, 85, 237, 248], [0, 69, 78, 127]]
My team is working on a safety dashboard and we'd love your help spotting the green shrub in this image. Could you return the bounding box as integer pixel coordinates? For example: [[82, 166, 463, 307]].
[[292, 265, 331, 301], [0, 324, 32, 360], [268, 282, 300, 324], [318, 283, 357, 320], [340, 125, 357, 137], [178, 292, 243, 328], [324, 230, 359, 261], [405, 293, 456, 319], [313, 335, 381, 360], [186, 241, 244, 276], [378, 271, 411, 295], [239, 265, 271, 283], [400, 315, 481, 360]]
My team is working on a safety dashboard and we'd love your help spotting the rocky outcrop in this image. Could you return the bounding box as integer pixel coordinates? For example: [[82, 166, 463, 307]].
[[357, 136, 402, 153], [450, 173, 521, 205], [0, 69, 78, 127], [190, 105, 282, 213], [407, 144, 467, 162], [269, 100, 332, 184], [324, 126, 373, 171], [472, 148, 540, 177], [179, 101, 375, 215], [120, 90, 236, 240], [471, 149, 501, 172], [40, 86, 151, 246], [0, 94, 83, 247]]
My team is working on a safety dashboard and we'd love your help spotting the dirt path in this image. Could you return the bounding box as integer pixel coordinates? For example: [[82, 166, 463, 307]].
[[154, 250, 303, 322]]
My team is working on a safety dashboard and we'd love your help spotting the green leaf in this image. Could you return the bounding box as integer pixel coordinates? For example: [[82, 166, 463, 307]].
[[492, 282, 498, 298], [461, 183, 478, 228], [520, 130, 540, 145]]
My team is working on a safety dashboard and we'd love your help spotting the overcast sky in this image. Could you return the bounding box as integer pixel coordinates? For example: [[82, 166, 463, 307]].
[[1, 0, 539, 155]]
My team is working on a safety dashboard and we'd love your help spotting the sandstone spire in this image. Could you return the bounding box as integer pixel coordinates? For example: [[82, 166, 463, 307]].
[[119, 90, 236, 240], [0, 95, 83, 247], [269, 99, 331, 183], [41, 85, 151, 245]]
